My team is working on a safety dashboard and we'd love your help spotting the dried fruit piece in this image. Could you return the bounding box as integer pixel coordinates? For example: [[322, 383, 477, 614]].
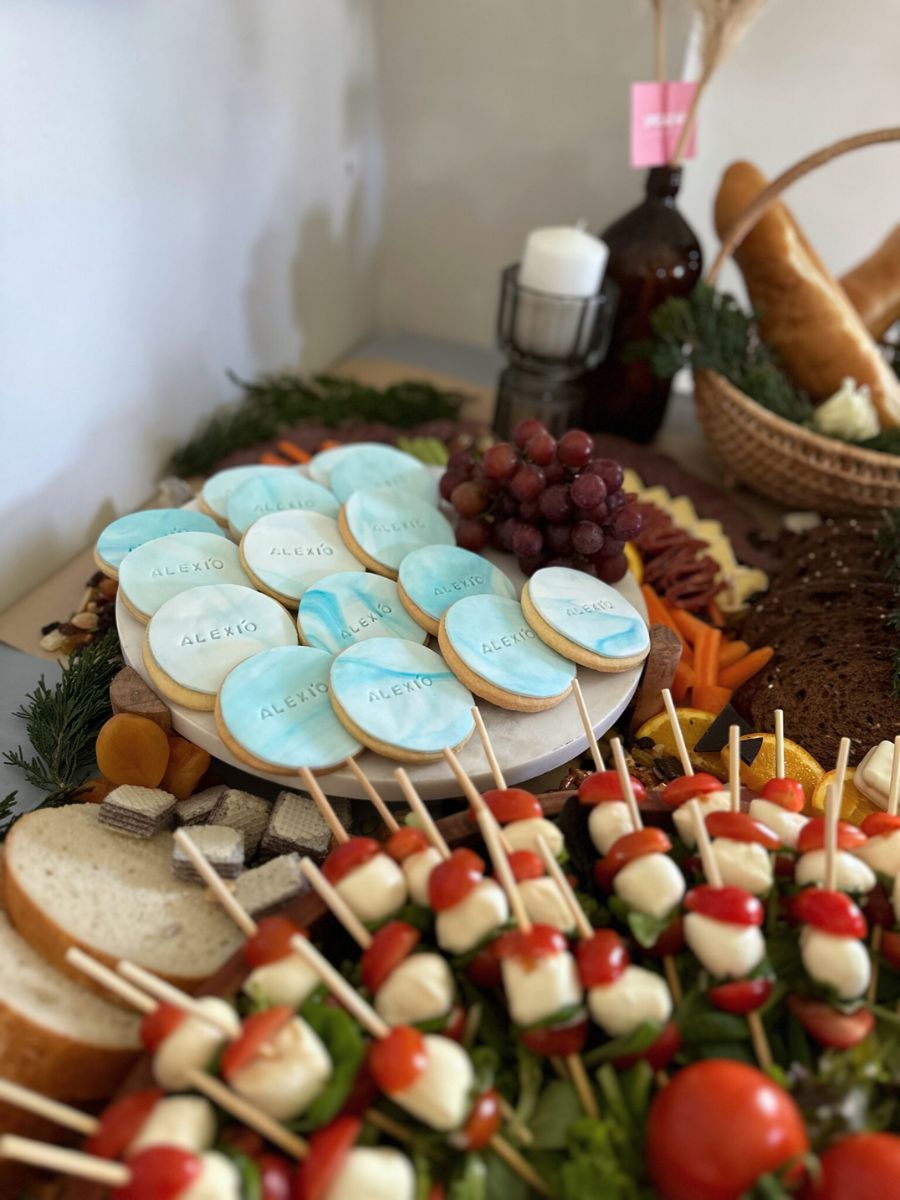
[[160, 736, 211, 802], [80, 776, 116, 805], [95, 714, 170, 788]]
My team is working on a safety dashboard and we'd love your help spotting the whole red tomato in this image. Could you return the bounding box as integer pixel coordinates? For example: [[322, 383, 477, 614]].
[[803, 1132, 900, 1199], [646, 1060, 809, 1200]]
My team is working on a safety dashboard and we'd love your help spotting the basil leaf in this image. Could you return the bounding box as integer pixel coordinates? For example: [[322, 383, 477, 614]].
[[291, 996, 365, 1130], [530, 1080, 583, 1150]]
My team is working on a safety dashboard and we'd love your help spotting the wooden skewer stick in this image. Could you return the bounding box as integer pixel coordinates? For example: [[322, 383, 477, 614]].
[[185, 1069, 308, 1159], [394, 768, 451, 859], [445, 747, 514, 853], [0, 1136, 129, 1186], [290, 934, 389, 1039], [661, 688, 693, 777], [0, 1080, 98, 1137], [477, 811, 531, 932], [888, 734, 900, 818], [300, 766, 349, 844], [471, 706, 507, 789], [488, 1128, 552, 1197], [300, 857, 373, 950], [536, 836, 592, 940], [174, 828, 258, 937], [117, 960, 238, 1037], [729, 725, 741, 812], [345, 757, 399, 832], [572, 678, 605, 772], [774, 709, 785, 780], [610, 738, 643, 831], [824, 737, 851, 893], [65, 948, 155, 1014]]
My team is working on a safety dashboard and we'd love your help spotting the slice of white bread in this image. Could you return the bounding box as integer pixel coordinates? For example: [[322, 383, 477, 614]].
[[4, 805, 244, 995]]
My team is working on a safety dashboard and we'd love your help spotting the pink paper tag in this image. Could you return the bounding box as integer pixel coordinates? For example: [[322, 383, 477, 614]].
[[630, 82, 698, 168]]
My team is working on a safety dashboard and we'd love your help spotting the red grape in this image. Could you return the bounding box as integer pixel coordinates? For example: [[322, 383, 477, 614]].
[[494, 518, 518, 551], [544, 556, 578, 570], [456, 518, 489, 552], [571, 521, 604, 556], [595, 536, 624, 560], [481, 442, 519, 482], [595, 552, 628, 583], [538, 484, 573, 524], [570, 473, 607, 509], [513, 418, 546, 449], [511, 523, 544, 559], [586, 458, 624, 491], [557, 429, 594, 469], [496, 492, 519, 518], [517, 553, 545, 576], [451, 481, 488, 517], [544, 460, 569, 486], [545, 524, 573, 556], [518, 498, 540, 522], [509, 464, 546, 502], [447, 449, 476, 475], [439, 470, 465, 502], [608, 506, 642, 541], [581, 501, 609, 524], [525, 431, 556, 466]]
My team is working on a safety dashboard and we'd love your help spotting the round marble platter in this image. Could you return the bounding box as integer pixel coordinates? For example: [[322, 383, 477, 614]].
[[116, 489, 646, 802]]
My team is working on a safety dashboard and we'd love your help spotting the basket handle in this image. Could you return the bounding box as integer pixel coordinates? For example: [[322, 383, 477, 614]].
[[707, 126, 900, 285]]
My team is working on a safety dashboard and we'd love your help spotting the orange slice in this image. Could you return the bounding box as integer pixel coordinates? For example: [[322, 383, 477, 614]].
[[810, 769, 881, 824], [634, 707, 724, 778], [624, 542, 643, 585], [720, 733, 824, 802]]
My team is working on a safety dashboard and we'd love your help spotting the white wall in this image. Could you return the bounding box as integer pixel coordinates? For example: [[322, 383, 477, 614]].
[[0, 0, 384, 611]]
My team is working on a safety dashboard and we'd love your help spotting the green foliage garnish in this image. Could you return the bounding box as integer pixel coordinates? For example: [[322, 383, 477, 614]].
[[291, 994, 365, 1130], [169, 373, 463, 477]]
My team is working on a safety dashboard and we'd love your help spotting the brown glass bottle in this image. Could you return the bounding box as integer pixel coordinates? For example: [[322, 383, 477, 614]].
[[584, 166, 702, 442]]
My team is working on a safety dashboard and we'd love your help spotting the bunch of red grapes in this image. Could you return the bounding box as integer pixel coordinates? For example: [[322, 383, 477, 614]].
[[439, 418, 641, 584]]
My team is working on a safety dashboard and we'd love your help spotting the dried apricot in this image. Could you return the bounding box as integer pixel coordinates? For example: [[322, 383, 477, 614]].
[[79, 776, 115, 804], [161, 736, 211, 801], [95, 713, 169, 787]]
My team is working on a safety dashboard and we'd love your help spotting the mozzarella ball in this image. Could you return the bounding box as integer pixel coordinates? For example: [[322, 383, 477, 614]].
[[375, 953, 454, 1027], [402, 847, 443, 907], [435, 878, 509, 956], [501, 950, 582, 1028], [795, 850, 876, 895], [614, 853, 685, 920], [326, 1147, 416, 1200], [854, 830, 900, 879], [503, 818, 565, 859], [588, 801, 634, 855], [711, 838, 774, 896], [243, 952, 320, 1010], [336, 854, 407, 925], [394, 1034, 474, 1131], [800, 927, 871, 1000], [748, 799, 809, 850], [180, 1152, 241, 1200], [128, 1096, 216, 1157], [230, 1016, 332, 1122], [587, 966, 672, 1038], [684, 912, 766, 980], [153, 999, 241, 1091], [673, 791, 732, 849], [519, 877, 577, 934]]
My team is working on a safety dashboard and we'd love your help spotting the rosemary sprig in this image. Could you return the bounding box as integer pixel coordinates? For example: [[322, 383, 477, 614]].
[[169, 373, 464, 477]]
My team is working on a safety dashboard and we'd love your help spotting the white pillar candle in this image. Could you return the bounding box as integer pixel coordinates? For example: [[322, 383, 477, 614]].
[[514, 226, 609, 359]]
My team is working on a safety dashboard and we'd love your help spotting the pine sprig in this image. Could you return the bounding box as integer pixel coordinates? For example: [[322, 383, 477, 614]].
[[169, 373, 464, 477]]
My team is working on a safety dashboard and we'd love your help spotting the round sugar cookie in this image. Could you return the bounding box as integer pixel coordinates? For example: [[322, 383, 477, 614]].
[[307, 442, 382, 488], [398, 544, 517, 635], [438, 594, 575, 712], [216, 646, 361, 774], [521, 566, 650, 671], [329, 638, 475, 763], [118, 531, 252, 623], [94, 508, 224, 578], [240, 511, 364, 609], [339, 487, 454, 580], [144, 583, 298, 710], [227, 472, 339, 536], [200, 465, 300, 524], [298, 571, 427, 655], [328, 444, 438, 506]]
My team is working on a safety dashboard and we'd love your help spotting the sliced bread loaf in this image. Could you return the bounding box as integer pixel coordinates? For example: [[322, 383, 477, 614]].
[[4, 805, 244, 995]]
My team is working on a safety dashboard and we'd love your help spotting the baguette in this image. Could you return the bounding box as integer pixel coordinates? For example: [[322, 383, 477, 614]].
[[840, 224, 900, 339], [714, 161, 900, 427]]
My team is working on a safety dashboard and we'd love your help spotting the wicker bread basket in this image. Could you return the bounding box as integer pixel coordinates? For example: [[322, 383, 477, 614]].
[[694, 127, 900, 514]]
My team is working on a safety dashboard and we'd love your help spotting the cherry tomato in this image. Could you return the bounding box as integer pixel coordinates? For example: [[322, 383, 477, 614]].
[[219, 1126, 265, 1158], [646, 1060, 809, 1200], [685, 885, 764, 926], [803, 1132, 900, 1199], [259, 1154, 294, 1200], [520, 1015, 588, 1057], [368, 1025, 428, 1094], [576, 929, 629, 987], [459, 1088, 502, 1150], [578, 770, 647, 807], [882, 929, 900, 971], [385, 825, 431, 862], [705, 811, 780, 850], [85, 1089, 164, 1159], [708, 978, 773, 1015], [427, 1186, 447, 1200], [478, 787, 542, 823], [792, 888, 867, 939], [760, 777, 805, 812], [221, 1006, 293, 1081], [797, 818, 867, 854], [361, 921, 421, 994], [139, 1003, 185, 1052], [494, 924, 567, 963], [321, 837, 382, 885], [661, 773, 723, 809], [466, 942, 502, 988], [294, 1115, 360, 1200], [594, 827, 672, 890], [642, 915, 686, 959], [864, 882, 896, 928], [112, 1147, 202, 1200], [508, 849, 544, 881], [613, 1020, 681, 1071], [244, 916, 307, 968], [861, 811, 900, 837], [428, 847, 485, 911], [788, 995, 875, 1049], [444, 1004, 467, 1042], [341, 1061, 378, 1117]]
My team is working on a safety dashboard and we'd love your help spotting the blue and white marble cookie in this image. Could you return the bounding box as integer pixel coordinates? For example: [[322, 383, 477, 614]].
[[340, 486, 454, 578], [241, 511, 364, 607], [328, 444, 438, 506], [119, 531, 252, 621], [145, 583, 298, 707], [307, 442, 382, 488], [398, 544, 517, 633], [95, 508, 225, 576], [440, 594, 575, 710], [523, 566, 650, 670], [201, 465, 301, 523], [329, 638, 474, 762], [227, 472, 339, 536], [298, 571, 427, 655], [217, 646, 361, 772]]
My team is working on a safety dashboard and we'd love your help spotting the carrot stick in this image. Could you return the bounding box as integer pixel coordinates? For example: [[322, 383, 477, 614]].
[[718, 646, 774, 691], [718, 640, 750, 669], [672, 659, 696, 703], [641, 586, 688, 651], [317, 438, 343, 451], [692, 684, 732, 714], [706, 600, 726, 628], [670, 607, 710, 646], [276, 440, 312, 464], [259, 452, 290, 466], [694, 626, 722, 688]]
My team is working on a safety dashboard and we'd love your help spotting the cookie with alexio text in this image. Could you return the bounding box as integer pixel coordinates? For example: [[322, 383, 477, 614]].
[[397, 544, 517, 636]]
